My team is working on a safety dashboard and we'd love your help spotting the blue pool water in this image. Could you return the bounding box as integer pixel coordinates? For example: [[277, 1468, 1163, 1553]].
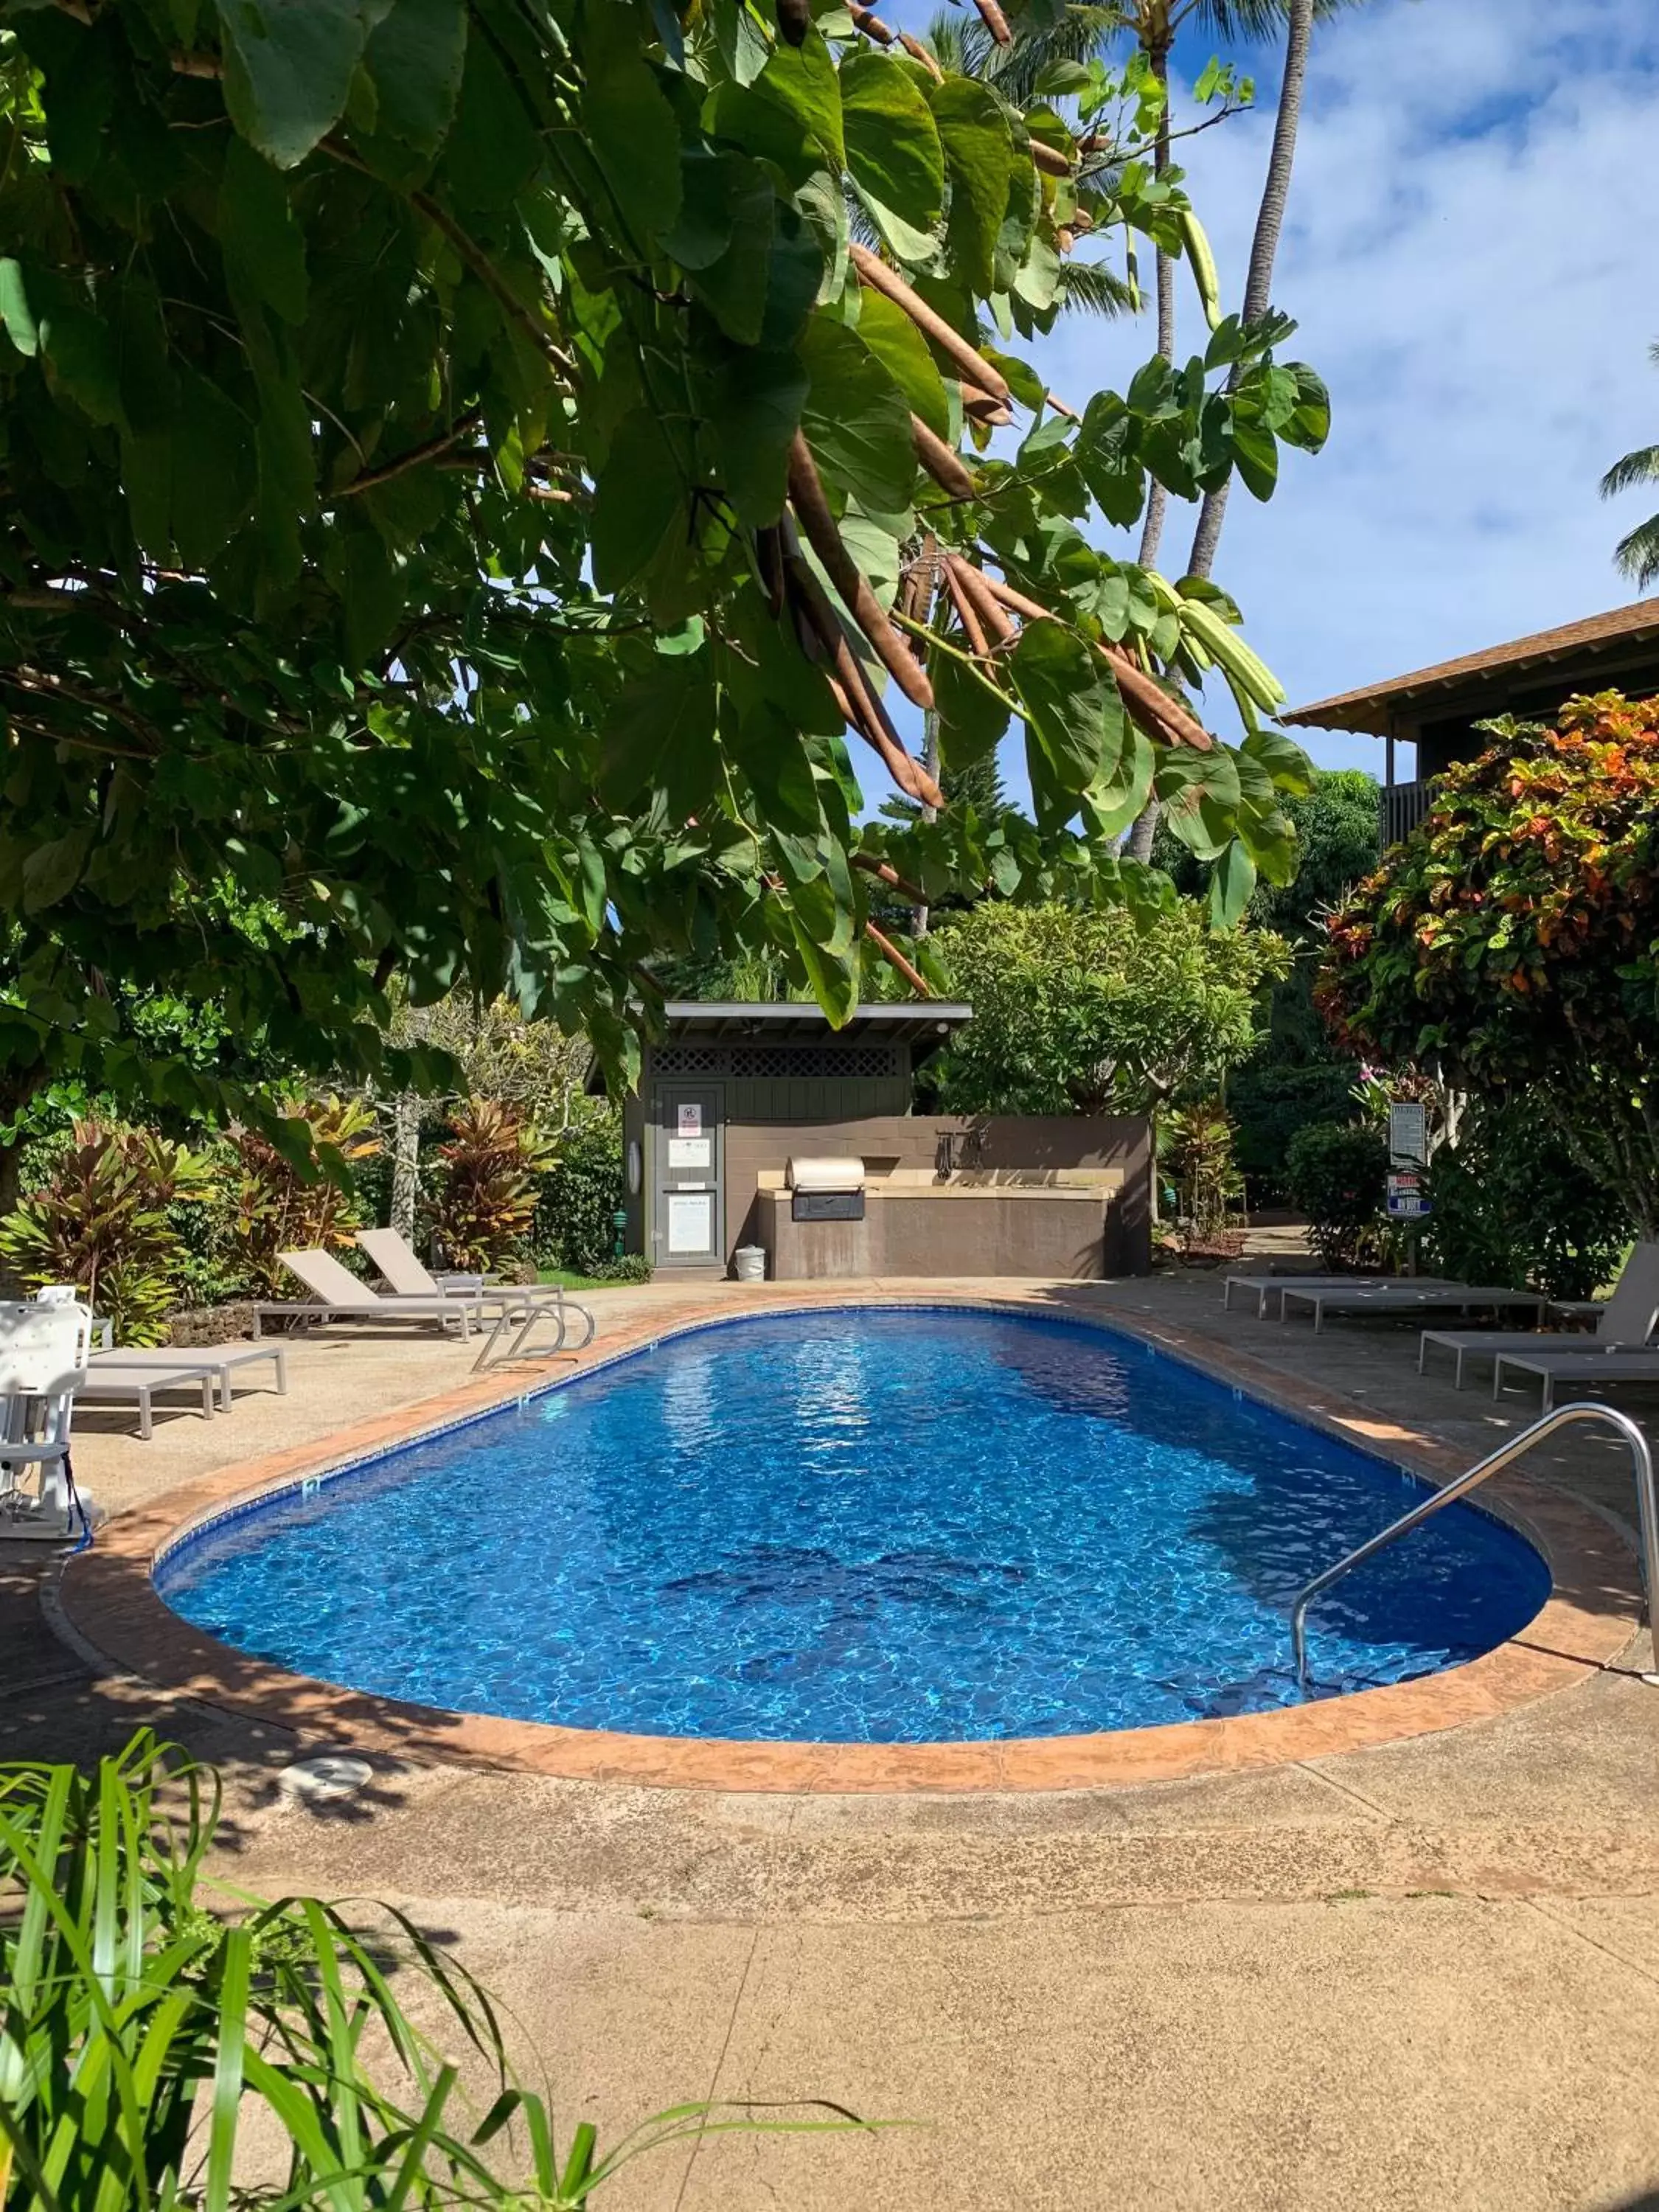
[[159, 1309, 1551, 1741]]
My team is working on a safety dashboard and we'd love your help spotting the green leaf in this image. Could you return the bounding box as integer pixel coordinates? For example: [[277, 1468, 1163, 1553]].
[[439, 28, 540, 209], [700, 347, 808, 526], [37, 285, 125, 428], [791, 918, 858, 1023], [171, 369, 258, 563], [929, 77, 1015, 296], [591, 408, 684, 593], [853, 287, 949, 439], [1010, 620, 1111, 795], [213, 0, 375, 170], [362, 0, 467, 154], [219, 135, 307, 325], [1207, 838, 1258, 928], [1241, 725, 1315, 796], [932, 647, 1010, 771], [799, 315, 915, 516], [585, 11, 684, 250], [599, 653, 717, 806], [841, 51, 943, 240], [728, 701, 821, 835], [0, 259, 38, 358], [754, 27, 844, 170], [1156, 746, 1241, 860]]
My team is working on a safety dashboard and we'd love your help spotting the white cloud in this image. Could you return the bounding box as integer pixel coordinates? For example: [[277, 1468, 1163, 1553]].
[[1032, 0, 1659, 776]]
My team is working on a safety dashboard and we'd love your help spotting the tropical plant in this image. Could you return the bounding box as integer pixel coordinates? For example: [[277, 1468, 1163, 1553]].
[[1317, 694, 1659, 1235], [231, 1097, 383, 1298], [0, 1731, 870, 2212], [431, 1099, 558, 1275], [1599, 341, 1659, 588], [0, 0, 1326, 1125], [1423, 1094, 1632, 1304], [0, 1120, 211, 1343], [931, 897, 1289, 1116], [1164, 1100, 1245, 1244], [1283, 1117, 1387, 1269], [534, 1114, 627, 1277]]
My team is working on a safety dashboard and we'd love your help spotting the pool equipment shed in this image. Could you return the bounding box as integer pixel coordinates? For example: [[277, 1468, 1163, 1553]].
[[609, 1001, 1152, 1281]]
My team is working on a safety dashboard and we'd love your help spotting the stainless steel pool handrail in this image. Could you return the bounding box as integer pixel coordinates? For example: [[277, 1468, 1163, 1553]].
[[1290, 1402, 1659, 1697]]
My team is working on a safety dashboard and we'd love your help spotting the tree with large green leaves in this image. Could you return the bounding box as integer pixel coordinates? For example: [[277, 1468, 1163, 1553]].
[[928, 894, 1288, 1116], [0, 0, 1326, 1183]]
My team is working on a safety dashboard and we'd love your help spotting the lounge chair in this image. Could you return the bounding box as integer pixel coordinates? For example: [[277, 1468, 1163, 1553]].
[[253, 1250, 473, 1340], [357, 1228, 595, 1351], [86, 1327, 290, 1416], [1492, 1347, 1659, 1413], [1223, 1272, 1452, 1320], [1419, 1242, 1659, 1388], [1278, 1281, 1549, 1334], [0, 1299, 92, 1541], [75, 1360, 220, 1439]]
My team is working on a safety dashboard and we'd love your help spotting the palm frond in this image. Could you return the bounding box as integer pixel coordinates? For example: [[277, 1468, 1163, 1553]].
[[1601, 445, 1659, 500], [1191, 0, 1363, 33], [1056, 257, 1136, 316], [1613, 514, 1659, 591]]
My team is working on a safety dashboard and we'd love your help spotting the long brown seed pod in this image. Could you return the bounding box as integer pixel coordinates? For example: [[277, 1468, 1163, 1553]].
[[1028, 138, 1071, 178], [911, 415, 975, 501], [849, 3, 894, 40], [786, 431, 934, 712], [976, 571, 1214, 753], [784, 539, 946, 808], [961, 389, 1014, 428], [852, 852, 929, 904], [969, 0, 1012, 44], [865, 920, 935, 997], [848, 243, 1010, 407], [943, 563, 990, 658], [898, 30, 945, 80], [756, 524, 786, 622], [945, 554, 1015, 647], [1098, 642, 1214, 753]]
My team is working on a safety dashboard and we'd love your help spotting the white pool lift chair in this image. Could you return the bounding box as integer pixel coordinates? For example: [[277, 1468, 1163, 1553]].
[[0, 1298, 96, 1543]]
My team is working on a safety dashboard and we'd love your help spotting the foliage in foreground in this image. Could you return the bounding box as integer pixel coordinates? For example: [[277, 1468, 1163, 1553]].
[[0, 0, 1323, 1161], [928, 898, 1288, 1117], [1318, 695, 1659, 1234], [0, 1733, 874, 2211]]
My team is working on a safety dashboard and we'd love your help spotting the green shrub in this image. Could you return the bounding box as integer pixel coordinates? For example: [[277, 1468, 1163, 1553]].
[[1285, 1120, 1389, 1269], [1227, 1060, 1360, 1203], [535, 1115, 625, 1274], [1164, 1104, 1244, 1244], [231, 1096, 382, 1298], [588, 1252, 653, 1284], [1425, 1094, 1632, 1300]]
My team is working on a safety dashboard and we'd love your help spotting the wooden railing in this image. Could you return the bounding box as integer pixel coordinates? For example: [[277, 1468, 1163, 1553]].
[[1380, 777, 1435, 849]]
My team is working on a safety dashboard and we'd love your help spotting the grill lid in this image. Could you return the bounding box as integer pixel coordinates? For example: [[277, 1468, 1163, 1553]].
[[785, 1155, 866, 1194]]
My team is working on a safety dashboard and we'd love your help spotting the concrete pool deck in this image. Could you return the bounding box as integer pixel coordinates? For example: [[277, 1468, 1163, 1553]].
[[9, 1268, 1659, 2209]]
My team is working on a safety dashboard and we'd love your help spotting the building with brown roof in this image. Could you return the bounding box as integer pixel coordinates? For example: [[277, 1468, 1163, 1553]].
[[1283, 597, 1659, 843]]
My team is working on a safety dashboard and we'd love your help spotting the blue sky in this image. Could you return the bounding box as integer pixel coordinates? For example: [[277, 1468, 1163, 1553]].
[[874, 0, 1659, 794]]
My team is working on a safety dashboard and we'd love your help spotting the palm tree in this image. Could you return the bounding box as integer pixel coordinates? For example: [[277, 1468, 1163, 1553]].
[[1601, 347, 1659, 590], [1122, 0, 1357, 861]]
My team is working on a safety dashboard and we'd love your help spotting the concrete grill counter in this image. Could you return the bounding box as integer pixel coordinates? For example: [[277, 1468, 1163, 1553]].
[[762, 1171, 1119, 1281]]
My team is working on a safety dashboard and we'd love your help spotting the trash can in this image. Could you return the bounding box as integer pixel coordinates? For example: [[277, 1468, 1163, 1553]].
[[733, 1245, 766, 1284]]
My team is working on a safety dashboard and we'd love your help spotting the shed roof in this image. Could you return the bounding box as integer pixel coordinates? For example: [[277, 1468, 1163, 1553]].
[[659, 1000, 973, 1047], [1283, 598, 1659, 737]]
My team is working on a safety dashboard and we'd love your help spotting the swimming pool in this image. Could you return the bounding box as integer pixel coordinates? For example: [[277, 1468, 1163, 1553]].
[[159, 1307, 1551, 1742]]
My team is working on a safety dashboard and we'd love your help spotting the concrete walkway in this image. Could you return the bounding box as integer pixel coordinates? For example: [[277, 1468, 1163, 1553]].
[[8, 1271, 1659, 2211]]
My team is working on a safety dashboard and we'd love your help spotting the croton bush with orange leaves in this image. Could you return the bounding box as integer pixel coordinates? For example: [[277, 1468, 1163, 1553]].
[[1316, 692, 1659, 1234]]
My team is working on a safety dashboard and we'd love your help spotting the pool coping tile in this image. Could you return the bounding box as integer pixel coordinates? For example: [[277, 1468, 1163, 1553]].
[[56, 1287, 1646, 1794]]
